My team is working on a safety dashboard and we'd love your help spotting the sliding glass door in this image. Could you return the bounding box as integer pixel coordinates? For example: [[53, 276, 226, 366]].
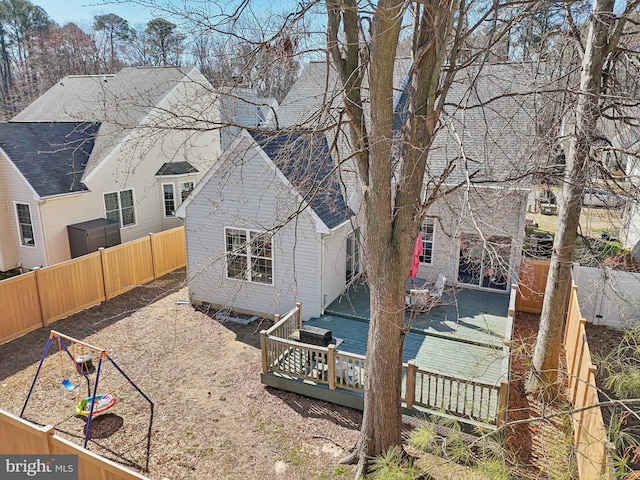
[[457, 233, 511, 291]]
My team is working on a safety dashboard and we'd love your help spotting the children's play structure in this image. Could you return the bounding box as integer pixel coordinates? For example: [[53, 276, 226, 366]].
[[20, 330, 154, 455]]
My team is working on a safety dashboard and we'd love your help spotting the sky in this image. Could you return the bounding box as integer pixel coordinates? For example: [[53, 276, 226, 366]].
[[31, 0, 311, 31], [32, 1, 158, 29]]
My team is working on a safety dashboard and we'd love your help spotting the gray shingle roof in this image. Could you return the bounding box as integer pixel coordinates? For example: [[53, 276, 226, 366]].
[[156, 161, 198, 176], [12, 66, 198, 179], [274, 58, 411, 130], [276, 60, 541, 186], [249, 130, 353, 229], [0, 122, 99, 197], [426, 63, 542, 184]]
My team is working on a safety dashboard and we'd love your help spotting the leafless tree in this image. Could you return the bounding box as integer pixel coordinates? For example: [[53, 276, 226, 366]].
[[527, 0, 640, 398]]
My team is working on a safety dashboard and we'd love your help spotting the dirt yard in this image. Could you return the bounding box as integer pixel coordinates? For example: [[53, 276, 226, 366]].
[[0, 269, 621, 479], [0, 269, 360, 480]]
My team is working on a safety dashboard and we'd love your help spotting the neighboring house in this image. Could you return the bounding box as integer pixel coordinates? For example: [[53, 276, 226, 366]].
[[276, 60, 537, 293], [612, 125, 640, 256], [176, 130, 354, 320], [0, 122, 100, 271], [219, 87, 278, 151], [0, 66, 267, 272], [177, 60, 540, 319]]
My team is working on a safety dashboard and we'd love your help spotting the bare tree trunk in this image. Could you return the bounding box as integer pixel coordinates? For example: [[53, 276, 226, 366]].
[[526, 0, 619, 399], [327, 0, 460, 475]]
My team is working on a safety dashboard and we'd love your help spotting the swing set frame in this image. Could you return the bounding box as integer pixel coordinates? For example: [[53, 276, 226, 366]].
[[20, 330, 154, 463]]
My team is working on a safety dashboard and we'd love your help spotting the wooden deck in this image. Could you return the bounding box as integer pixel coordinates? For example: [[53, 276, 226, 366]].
[[260, 284, 515, 432]]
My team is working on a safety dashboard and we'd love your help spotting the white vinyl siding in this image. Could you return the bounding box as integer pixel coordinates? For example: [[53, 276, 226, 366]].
[[184, 135, 325, 319], [322, 223, 353, 309]]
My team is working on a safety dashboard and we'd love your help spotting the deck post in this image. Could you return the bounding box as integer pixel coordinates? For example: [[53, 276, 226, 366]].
[[260, 330, 268, 373], [496, 379, 509, 428], [508, 284, 517, 317], [295, 302, 302, 329], [328, 345, 336, 390], [405, 360, 416, 409]]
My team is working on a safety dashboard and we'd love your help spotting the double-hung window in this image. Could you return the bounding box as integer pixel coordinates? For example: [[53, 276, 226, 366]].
[[419, 218, 435, 264], [225, 227, 273, 285], [16, 203, 35, 247], [163, 184, 176, 217], [180, 181, 194, 202], [104, 190, 136, 227]]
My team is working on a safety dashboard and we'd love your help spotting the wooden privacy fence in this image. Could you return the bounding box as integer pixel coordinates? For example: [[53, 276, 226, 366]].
[[516, 260, 614, 479], [564, 284, 615, 480], [0, 227, 186, 345], [0, 410, 149, 480], [516, 258, 550, 313], [260, 303, 509, 428]]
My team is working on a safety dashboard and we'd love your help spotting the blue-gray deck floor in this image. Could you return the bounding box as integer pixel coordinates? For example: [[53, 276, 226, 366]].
[[305, 280, 511, 386]]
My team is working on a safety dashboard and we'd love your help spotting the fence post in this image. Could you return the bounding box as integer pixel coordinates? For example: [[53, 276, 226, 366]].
[[405, 360, 416, 409], [32, 267, 48, 327], [148, 233, 158, 279], [328, 345, 336, 390], [563, 285, 579, 341], [260, 330, 268, 373], [572, 327, 586, 405], [99, 247, 111, 301], [40, 425, 54, 453], [496, 380, 509, 429], [296, 302, 302, 329]]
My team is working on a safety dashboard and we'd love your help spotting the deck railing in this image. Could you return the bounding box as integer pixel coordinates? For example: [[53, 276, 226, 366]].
[[266, 301, 302, 339], [404, 360, 504, 424], [261, 304, 508, 427]]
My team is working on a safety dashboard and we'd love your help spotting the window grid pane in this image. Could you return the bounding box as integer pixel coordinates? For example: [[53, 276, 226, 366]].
[[420, 219, 434, 264], [16, 204, 34, 246], [227, 255, 247, 279], [104, 193, 120, 224], [226, 229, 247, 253], [180, 181, 194, 202], [226, 228, 273, 284], [251, 258, 273, 284], [163, 184, 175, 217], [121, 205, 135, 226], [120, 190, 134, 208]]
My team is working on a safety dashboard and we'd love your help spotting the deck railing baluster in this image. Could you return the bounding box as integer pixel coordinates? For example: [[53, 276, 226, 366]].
[[262, 330, 502, 425]]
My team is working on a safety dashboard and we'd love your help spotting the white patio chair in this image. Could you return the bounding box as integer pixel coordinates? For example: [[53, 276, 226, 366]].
[[407, 273, 446, 313]]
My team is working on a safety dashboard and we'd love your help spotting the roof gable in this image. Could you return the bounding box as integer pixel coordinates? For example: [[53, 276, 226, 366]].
[[249, 130, 353, 229], [12, 66, 201, 180], [0, 122, 99, 197]]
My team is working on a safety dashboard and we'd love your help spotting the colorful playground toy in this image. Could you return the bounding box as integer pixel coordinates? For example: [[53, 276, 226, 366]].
[[75, 394, 117, 416]]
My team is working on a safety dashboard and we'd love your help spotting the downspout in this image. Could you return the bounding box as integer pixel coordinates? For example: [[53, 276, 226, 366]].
[[320, 232, 325, 315], [512, 191, 527, 291]]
